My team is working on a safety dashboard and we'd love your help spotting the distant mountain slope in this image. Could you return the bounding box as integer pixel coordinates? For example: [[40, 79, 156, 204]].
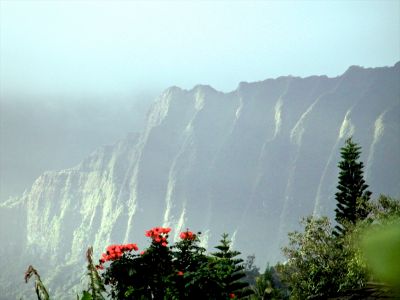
[[1, 62, 399, 299], [0, 94, 153, 201]]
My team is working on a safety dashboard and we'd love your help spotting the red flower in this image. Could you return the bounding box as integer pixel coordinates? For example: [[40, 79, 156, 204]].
[[179, 230, 196, 241], [177, 271, 184, 276], [97, 242, 139, 269], [229, 293, 236, 299], [145, 227, 171, 245], [127, 243, 138, 251]]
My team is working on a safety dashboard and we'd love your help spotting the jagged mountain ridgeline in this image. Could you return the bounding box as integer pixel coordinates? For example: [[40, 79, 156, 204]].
[[1, 63, 399, 299]]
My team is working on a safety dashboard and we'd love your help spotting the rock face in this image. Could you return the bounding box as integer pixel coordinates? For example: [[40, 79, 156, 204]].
[[1, 63, 399, 299]]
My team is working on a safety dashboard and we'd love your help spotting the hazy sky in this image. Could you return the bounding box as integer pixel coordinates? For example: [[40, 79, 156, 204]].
[[1, 0, 399, 97]]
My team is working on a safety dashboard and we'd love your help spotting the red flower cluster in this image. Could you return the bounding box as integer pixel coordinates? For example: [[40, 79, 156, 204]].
[[145, 227, 171, 247], [96, 243, 138, 270], [179, 230, 196, 241]]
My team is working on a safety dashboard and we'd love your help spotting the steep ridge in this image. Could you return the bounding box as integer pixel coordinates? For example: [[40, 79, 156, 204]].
[[1, 63, 399, 299]]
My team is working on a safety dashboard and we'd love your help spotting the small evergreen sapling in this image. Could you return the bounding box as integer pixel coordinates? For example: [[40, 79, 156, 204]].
[[211, 233, 253, 299]]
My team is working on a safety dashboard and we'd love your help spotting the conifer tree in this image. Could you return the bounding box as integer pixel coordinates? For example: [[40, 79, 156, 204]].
[[334, 137, 371, 235], [210, 233, 253, 299]]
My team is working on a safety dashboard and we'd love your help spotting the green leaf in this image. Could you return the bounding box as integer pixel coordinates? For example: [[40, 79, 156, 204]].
[[361, 218, 400, 286], [80, 291, 93, 300]]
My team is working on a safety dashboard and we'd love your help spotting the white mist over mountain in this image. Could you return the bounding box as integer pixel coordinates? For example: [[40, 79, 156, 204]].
[[0, 93, 155, 200], [1, 0, 399, 201]]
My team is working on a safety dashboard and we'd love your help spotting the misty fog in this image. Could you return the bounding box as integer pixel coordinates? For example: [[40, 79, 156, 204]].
[[0, 92, 156, 200]]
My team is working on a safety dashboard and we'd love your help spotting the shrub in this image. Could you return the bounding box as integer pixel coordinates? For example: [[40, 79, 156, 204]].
[[280, 217, 368, 299], [100, 228, 252, 299]]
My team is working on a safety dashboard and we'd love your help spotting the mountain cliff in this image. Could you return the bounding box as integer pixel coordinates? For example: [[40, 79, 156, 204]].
[[1, 63, 399, 299]]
